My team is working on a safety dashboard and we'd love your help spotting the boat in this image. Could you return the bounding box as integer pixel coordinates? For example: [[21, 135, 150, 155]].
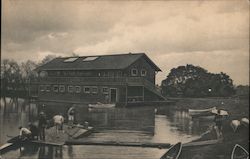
[[211, 109, 229, 116], [0, 136, 30, 153], [231, 120, 241, 132], [88, 102, 115, 109], [160, 142, 182, 159], [188, 107, 217, 117], [241, 118, 249, 127], [231, 144, 249, 159]]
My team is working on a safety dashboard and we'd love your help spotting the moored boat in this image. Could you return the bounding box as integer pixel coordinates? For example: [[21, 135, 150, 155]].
[[160, 142, 182, 159], [88, 102, 115, 109], [0, 136, 30, 153], [231, 144, 249, 159], [188, 107, 217, 117]]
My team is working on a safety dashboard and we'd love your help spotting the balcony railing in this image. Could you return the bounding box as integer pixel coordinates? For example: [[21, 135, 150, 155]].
[[32, 77, 146, 85], [31, 76, 163, 98]]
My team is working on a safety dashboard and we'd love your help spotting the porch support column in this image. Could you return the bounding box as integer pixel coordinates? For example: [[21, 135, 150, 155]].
[[142, 86, 144, 101]]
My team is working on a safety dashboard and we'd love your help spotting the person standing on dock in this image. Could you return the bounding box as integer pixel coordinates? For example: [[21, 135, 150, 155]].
[[214, 109, 223, 137], [19, 126, 32, 140], [53, 114, 64, 134], [67, 106, 75, 128], [38, 111, 47, 140], [28, 123, 39, 140]]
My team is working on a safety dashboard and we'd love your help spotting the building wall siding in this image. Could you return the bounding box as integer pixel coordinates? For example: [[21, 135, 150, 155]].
[[125, 57, 156, 84]]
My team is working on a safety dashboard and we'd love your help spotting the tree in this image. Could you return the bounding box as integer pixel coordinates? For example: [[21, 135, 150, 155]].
[[1, 59, 23, 103], [21, 60, 38, 82], [161, 64, 235, 97], [38, 54, 57, 66]]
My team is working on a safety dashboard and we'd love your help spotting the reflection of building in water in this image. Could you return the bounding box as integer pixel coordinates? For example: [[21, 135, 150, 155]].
[[38, 146, 62, 159], [86, 108, 155, 133], [170, 110, 213, 135], [32, 53, 164, 106]]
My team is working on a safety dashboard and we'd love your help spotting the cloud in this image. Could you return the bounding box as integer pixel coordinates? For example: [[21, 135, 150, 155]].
[[1, 0, 249, 85]]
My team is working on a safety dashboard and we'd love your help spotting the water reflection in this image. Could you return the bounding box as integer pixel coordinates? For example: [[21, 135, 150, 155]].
[[1, 98, 215, 159]]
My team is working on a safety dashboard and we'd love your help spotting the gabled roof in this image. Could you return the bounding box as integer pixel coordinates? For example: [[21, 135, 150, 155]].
[[35, 53, 161, 72]]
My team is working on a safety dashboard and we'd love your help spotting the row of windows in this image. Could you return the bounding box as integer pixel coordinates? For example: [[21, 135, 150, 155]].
[[41, 69, 147, 77], [131, 69, 147, 76], [40, 85, 109, 94]]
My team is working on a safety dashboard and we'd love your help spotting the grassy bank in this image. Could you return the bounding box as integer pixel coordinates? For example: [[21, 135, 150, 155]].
[[174, 97, 249, 159]]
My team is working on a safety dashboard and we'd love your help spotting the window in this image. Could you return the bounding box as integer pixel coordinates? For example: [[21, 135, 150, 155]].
[[103, 72, 108, 77], [131, 69, 138, 76], [64, 57, 78, 62], [84, 87, 90, 93], [75, 86, 81, 93], [102, 87, 109, 94], [68, 85, 74, 93], [83, 56, 98, 61], [40, 71, 47, 77], [53, 85, 59, 92], [40, 85, 45, 92], [46, 85, 50, 92], [92, 87, 98, 94], [59, 85, 65, 93], [141, 69, 147, 76]]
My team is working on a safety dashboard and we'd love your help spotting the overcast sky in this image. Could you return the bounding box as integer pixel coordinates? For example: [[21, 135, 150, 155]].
[[2, 0, 249, 85]]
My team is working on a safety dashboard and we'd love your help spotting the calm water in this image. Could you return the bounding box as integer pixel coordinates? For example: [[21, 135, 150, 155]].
[[0, 98, 214, 159]]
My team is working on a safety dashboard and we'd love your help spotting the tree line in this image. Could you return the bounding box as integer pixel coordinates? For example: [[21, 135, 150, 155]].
[[161, 64, 236, 97], [1, 55, 57, 105], [1, 57, 242, 102]]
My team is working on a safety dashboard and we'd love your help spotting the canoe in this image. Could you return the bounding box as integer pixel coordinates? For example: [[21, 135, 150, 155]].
[[0, 136, 30, 153], [160, 142, 182, 159], [241, 118, 249, 127], [231, 144, 249, 159], [88, 102, 115, 109], [188, 107, 217, 117], [231, 120, 241, 132]]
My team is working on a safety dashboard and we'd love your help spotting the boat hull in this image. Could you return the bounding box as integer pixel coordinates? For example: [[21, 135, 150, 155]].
[[160, 142, 182, 159], [188, 107, 216, 117], [231, 144, 249, 159], [88, 103, 115, 109]]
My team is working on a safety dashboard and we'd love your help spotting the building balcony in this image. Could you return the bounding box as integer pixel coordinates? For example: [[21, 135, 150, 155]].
[[31, 77, 160, 92]]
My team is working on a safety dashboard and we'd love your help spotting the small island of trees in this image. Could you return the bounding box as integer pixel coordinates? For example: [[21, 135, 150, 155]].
[[161, 64, 236, 97]]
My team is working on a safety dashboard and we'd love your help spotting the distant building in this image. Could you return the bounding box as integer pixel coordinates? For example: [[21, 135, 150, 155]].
[[31, 53, 165, 106]]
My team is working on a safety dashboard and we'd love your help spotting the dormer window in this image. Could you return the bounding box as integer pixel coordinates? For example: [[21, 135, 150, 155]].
[[64, 57, 78, 62], [131, 69, 138, 76], [83, 56, 99, 61], [141, 69, 147, 76]]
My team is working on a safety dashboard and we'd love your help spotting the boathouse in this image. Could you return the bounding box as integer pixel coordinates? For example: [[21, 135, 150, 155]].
[[32, 53, 165, 106]]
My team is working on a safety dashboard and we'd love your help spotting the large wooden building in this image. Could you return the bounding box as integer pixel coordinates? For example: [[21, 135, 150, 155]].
[[32, 53, 165, 106]]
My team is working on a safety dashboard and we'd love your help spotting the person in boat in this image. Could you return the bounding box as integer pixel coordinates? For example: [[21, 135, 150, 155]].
[[214, 109, 223, 136], [28, 123, 39, 140], [53, 114, 64, 134], [38, 111, 47, 140], [67, 106, 75, 128], [19, 126, 32, 140]]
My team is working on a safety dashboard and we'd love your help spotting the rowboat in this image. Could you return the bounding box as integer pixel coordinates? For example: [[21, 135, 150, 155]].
[[0, 136, 30, 153], [88, 102, 115, 109], [241, 118, 249, 127], [231, 144, 249, 159], [231, 120, 241, 132], [188, 107, 217, 117], [211, 109, 229, 116], [160, 142, 182, 159]]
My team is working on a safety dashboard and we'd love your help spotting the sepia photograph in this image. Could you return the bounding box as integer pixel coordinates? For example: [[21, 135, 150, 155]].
[[1, 0, 249, 159]]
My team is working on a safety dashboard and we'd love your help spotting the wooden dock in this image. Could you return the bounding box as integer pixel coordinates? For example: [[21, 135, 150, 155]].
[[43, 124, 93, 146], [0, 143, 14, 153], [65, 140, 171, 148]]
